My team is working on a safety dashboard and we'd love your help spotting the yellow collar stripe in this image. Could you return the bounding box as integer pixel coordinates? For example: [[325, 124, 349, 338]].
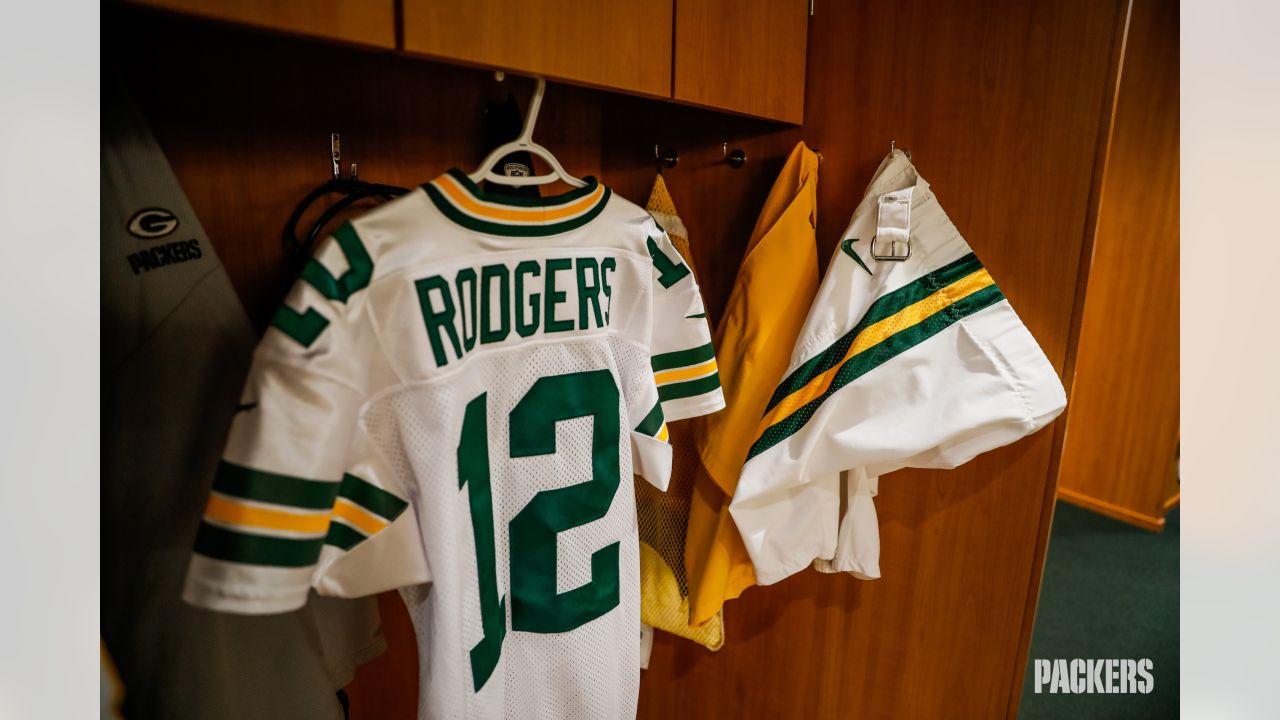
[[434, 173, 607, 224]]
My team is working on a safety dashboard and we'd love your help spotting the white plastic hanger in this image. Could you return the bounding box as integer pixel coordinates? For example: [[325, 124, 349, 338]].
[[468, 74, 587, 188]]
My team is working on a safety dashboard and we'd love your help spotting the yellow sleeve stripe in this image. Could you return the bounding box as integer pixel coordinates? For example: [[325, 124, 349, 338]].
[[656, 423, 670, 443], [331, 497, 392, 536], [203, 493, 331, 536], [654, 358, 718, 386]]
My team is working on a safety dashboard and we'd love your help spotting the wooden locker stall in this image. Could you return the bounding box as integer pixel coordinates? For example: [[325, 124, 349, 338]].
[[608, 1, 1131, 717], [106, 0, 1132, 715], [1056, 0, 1180, 531]]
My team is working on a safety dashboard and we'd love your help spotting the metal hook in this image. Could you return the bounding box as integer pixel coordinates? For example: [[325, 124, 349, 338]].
[[330, 133, 341, 180], [655, 144, 678, 173], [890, 139, 912, 161], [722, 142, 747, 169]]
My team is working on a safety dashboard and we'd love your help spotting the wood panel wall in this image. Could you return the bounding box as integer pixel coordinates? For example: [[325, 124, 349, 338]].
[[108, 0, 1130, 716], [1056, 0, 1180, 531], [610, 2, 1130, 718]]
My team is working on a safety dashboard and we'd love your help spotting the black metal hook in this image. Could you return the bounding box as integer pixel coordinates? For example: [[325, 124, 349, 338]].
[[283, 133, 408, 260], [722, 142, 747, 169], [655, 144, 678, 173]]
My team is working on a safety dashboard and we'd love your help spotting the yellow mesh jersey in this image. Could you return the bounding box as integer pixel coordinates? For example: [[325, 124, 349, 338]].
[[634, 173, 725, 650], [686, 143, 821, 625]]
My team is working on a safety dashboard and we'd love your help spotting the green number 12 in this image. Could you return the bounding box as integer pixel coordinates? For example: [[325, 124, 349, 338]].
[[458, 369, 621, 692]]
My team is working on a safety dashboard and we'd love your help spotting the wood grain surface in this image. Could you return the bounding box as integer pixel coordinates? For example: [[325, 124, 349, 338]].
[[1056, 0, 1180, 530], [107, 0, 1131, 716], [401, 0, 673, 99], [125, 0, 397, 49], [672, 0, 809, 123], [614, 1, 1129, 717]]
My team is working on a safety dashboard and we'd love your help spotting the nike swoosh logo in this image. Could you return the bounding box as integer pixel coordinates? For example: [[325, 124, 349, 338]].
[[841, 238, 873, 276], [234, 402, 259, 414]]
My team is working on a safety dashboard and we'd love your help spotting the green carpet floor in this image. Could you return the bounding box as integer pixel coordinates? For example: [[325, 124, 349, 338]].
[[1019, 501, 1179, 719]]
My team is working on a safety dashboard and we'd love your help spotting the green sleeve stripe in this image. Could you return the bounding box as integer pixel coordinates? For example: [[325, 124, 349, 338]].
[[211, 461, 339, 510], [337, 473, 409, 521], [647, 236, 692, 288], [748, 283, 1006, 460], [271, 304, 329, 348], [657, 373, 722, 402], [324, 521, 367, 551], [299, 223, 374, 303], [193, 522, 323, 568], [634, 401, 666, 437], [763, 253, 984, 413], [651, 341, 716, 372]]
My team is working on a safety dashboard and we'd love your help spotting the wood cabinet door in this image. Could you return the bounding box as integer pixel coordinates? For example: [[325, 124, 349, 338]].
[[673, 0, 808, 123], [126, 0, 396, 49], [401, 0, 673, 99]]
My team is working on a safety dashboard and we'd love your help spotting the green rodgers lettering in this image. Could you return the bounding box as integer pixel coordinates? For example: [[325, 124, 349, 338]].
[[416, 256, 617, 368], [457, 370, 623, 691], [272, 223, 374, 348]]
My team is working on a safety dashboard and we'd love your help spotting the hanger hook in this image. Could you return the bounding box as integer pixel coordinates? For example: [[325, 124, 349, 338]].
[[515, 77, 546, 144], [655, 145, 678, 172]]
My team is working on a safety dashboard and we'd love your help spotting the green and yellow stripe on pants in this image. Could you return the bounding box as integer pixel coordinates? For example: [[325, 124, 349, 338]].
[[748, 253, 1005, 460]]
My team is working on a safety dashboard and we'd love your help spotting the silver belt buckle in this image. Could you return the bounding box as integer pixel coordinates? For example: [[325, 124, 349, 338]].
[[870, 234, 911, 261]]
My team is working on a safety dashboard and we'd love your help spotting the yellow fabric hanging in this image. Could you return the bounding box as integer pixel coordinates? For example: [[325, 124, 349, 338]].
[[634, 172, 725, 650], [686, 142, 821, 625]]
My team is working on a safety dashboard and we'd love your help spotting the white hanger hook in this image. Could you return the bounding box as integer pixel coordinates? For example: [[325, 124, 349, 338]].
[[467, 73, 584, 188], [518, 77, 546, 144]]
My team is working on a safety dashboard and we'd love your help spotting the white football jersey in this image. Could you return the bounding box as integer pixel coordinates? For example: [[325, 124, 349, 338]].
[[730, 150, 1066, 585], [183, 170, 724, 719]]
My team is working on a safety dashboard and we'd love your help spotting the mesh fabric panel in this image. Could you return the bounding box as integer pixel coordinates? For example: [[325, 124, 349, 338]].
[[636, 175, 724, 650]]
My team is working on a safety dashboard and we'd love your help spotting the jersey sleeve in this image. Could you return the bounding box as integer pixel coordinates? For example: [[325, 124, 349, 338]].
[[645, 229, 725, 421], [628, 227, 724, 491], [183, 224, 428, 614], [730, 176, 1066, 586]]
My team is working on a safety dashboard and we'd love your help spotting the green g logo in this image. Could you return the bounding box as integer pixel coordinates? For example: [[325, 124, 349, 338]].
[[127, 208, 179, 239]]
